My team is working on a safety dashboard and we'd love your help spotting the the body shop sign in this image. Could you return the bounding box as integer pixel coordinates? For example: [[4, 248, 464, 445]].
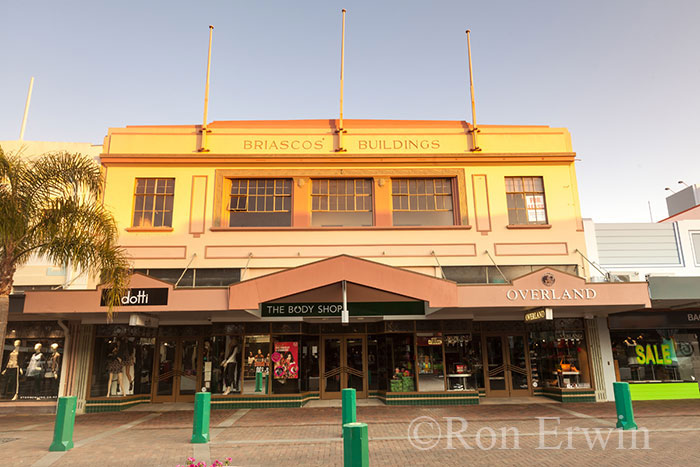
[[100, 288, 169, 307]]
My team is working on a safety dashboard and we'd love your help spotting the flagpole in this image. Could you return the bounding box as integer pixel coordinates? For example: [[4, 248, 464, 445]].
[[19, 77, 34, 141], [337, 9, 347, 152], [466, 30, 481, 152], [199, 25, 214, 152]]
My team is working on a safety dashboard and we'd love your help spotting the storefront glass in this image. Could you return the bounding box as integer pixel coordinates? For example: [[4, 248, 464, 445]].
[[387, 334, 415, 392], [300, 336, 319, 392], [528, 319, 590, 389], [443, 334, 483, 391], [611, 330, 700, 382], [417, 335, 445, 391], [2, 322, 64, 401], [204, 336, 242, 394], [243, 335, 270, 393], [90, 337, 155, 397], [367, 335, 387, 391], [271, 335, 301, 394]]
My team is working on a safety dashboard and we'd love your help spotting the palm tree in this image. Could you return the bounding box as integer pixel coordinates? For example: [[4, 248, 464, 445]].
[[0, 145, 130, 361]]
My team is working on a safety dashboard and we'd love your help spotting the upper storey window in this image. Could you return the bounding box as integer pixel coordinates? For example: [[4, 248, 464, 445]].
[[228, 179, 292, 227], [311, 179, 373, 226], [505, 176, 547, 225], [132, 178, 174, 228], [392, 178, 455, 226]]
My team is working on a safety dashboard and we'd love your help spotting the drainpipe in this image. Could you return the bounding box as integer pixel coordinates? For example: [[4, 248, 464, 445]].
[[57, 320, 70, 397]]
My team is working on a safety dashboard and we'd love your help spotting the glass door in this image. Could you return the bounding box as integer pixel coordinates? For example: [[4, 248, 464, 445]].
[[506, 335, 531, 396], [153, 338, 202, 402], [484, 334, 531, 397], [485, 335, 508, 397], [321, 336, 367, 399]]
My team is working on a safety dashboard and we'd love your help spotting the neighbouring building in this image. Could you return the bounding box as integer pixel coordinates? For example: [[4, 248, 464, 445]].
[[0, 140, 102, 410], [583, 187, 700, 401], [7, 120, 650, 413]]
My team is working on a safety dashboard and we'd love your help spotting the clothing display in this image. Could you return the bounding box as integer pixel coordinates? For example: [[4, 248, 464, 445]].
[[106, 356, 123, 374], [26, 352, 45, 378], [222, 344, 240, 393]]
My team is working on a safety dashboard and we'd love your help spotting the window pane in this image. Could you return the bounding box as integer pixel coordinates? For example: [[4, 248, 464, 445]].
[[153, 211, 164, 227], [136, 179, 146, 194], [533, 177, 544, 192]]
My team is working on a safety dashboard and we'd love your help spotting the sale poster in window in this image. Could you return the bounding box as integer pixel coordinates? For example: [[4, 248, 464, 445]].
[[271, 342, 299, 379]]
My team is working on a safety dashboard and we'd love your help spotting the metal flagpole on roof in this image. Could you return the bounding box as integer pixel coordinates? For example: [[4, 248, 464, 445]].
[[466, 30, 481, 152], [19, 77, 34, 141], [336, 9, 347, 152], [199, 25, 214, 152]]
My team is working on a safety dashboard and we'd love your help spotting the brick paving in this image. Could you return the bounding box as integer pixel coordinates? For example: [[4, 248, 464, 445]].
[[0, 400, 698, 466]]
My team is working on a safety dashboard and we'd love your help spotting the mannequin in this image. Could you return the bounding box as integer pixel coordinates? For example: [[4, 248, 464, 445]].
[[106, 343, 124, 397], [45, 343, 61, 395], [26, 343, 45, 399], [624, 337, 638, 365], [221, 339, 239, 395], [2, 340, 22, 400], [119, 338, 135, 394]]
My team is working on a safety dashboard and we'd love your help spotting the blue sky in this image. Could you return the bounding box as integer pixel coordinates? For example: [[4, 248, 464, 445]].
[[2, 1, 699, 222]]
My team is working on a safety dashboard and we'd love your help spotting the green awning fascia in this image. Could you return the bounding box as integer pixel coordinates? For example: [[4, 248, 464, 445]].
[[648, 276, 700, 300]]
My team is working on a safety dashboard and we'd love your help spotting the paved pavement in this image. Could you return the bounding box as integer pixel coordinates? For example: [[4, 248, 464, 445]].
[[1, 399, 699, 466]]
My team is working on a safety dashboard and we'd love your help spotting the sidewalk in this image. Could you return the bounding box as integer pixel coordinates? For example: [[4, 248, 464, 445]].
[[1, 400, 699, 466]]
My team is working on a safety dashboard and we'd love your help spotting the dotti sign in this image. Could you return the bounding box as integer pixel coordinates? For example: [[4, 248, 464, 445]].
[[100, 288, 169, 307]]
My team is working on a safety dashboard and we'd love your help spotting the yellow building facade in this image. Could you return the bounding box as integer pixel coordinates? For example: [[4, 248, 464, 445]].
[[14, 119, 650, 412]]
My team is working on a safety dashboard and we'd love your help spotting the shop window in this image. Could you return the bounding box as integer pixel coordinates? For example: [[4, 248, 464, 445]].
[[417, 335, 445, 391], [134, 268, 241, 288], [271, 336, 301, 394], [132, 178, 174, 228], [204, 336, 242, 394], [311, 179, 373, 227], [611, 331, 700, 382], [444, 334, 483, 391], [228, 179, 292, 227], [692, 233, 700, 265], [392, 178, 455, 226], [367, 335, 387, 391], [90, 337, 155, 397], [300, 336, 320, 392], [242, 335, 271, 394], [505, 176, 547, 225], [387, 334, 415, 392], [1, 337, 64, 401], [443, 265, 579, 284], [529, 326, 590, 389]]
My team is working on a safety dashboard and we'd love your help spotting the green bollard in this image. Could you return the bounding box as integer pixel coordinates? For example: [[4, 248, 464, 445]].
[[49, 396, 77, 451], [342, 388, 357, 426], [191, 392, 211, 443], [255, 371, 263, 392], [343, 422, 369, 467], [613, 382, 638, 430]]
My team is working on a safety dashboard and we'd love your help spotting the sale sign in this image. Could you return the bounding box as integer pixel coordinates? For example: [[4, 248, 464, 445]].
[[272, 342, 299, 379]]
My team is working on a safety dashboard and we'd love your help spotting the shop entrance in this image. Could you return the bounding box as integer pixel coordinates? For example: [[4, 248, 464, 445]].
[[484, 334, 531, 397], [321, 335, 367, 399], [152, 338, 201, 403]]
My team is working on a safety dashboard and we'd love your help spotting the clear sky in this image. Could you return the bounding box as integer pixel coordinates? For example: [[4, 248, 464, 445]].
[[2, 1, 699, 222]]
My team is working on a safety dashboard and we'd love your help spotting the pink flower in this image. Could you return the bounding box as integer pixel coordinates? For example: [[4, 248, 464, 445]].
[[187, 458, 195, 463]]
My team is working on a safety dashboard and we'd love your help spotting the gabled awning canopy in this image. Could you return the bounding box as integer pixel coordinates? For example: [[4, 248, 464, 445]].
[[228, 255, 458, 310]]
